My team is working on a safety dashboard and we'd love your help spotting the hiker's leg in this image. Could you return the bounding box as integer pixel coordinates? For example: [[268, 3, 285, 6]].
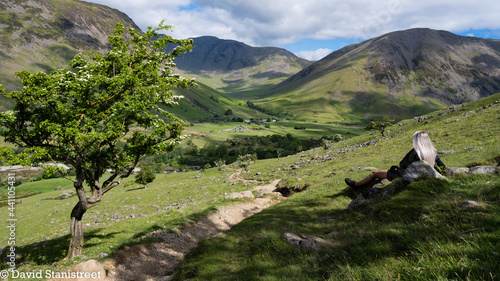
[[355, 170, 388, 186]]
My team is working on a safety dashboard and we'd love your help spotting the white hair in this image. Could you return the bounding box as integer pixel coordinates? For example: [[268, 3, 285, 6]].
[[413, 131, 437, 167]]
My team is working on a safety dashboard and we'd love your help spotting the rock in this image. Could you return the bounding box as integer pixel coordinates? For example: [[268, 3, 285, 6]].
[[469, 165, 499, 175], [351, 167, 378, 171], [347, 196, 365, 210], [372, 179, 390, 188], [460, 200, 479, 209], [95, 252, 108, 258], [438, 150, 455, 154], [402, 161, 446, 183], [280, 232, 331, 251], [60, 190, 75, 199], [225, 190, 254, 199], [445, 167, 470, 176]]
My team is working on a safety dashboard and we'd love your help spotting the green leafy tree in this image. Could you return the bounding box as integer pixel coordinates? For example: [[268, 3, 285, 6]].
[[236, 154, 257, 172], [0, 21, 195, 258], [135, 166, 156, 187], [365, 116, 394, 136]]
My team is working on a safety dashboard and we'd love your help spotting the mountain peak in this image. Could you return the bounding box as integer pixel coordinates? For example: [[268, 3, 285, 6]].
[[172, 36, 312, 94], [266, 28, 500, 122], [0, 0, 139, 93]]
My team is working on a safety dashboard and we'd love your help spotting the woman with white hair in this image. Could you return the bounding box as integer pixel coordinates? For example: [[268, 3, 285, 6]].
[[345, 131, 446, 188]]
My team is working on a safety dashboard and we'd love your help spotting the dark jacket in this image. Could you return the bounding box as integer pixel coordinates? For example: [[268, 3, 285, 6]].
[[387, 149, 446, 181]]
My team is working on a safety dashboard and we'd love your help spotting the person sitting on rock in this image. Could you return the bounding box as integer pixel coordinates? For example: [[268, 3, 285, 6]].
[[345, 131, 446, 188]]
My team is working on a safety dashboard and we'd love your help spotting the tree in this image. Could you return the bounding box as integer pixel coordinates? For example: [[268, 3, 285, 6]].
[[365, 116, 394, 136], [236, 154, 257, 172], [135, 166, 156, 187], [0, 21, 195, 258]]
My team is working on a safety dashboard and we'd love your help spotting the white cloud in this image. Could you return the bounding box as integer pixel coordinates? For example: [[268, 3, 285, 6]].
[[296, 48, 333, 61], [85, 0, 500, 51]]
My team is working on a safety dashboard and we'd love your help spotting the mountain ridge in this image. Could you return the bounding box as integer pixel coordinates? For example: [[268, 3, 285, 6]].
[[2, 2, 500, 124], [0, 0, 140, 107], [172, 36, 312, 95], [262, 28, 500, 122]]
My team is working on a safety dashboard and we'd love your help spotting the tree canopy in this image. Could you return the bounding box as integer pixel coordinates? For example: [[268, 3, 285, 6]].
[[0, 21, 195, 258]]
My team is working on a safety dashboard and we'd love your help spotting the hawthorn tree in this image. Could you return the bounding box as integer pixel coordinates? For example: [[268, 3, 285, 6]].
[[0, 21, 195, 258], [135, 166, 156, 188], [365, 116, 394, 136]]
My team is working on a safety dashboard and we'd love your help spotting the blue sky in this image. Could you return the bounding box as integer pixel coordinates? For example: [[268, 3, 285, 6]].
[[85, 0, 500, 60]]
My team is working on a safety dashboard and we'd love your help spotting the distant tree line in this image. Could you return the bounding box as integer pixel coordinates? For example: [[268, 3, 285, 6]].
[[142, 133, 341, 171]]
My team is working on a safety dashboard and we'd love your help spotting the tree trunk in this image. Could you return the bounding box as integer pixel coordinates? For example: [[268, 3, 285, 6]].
[[67, 169, 88, 259], [67, 201, 86, 259]]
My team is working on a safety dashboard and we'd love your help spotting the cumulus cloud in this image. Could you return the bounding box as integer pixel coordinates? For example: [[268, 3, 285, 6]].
[[86, 0, 500, 50], [295, 48, 333, 61]]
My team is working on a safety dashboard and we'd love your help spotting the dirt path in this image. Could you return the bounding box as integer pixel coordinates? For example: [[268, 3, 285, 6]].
[[104, 178, 282, 281]]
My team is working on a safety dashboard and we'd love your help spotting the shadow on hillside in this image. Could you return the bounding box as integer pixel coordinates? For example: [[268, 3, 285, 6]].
[[108, 204, 267, 281], [327, 179, 383, 201], [126, 186, 146, 192], [172, 175, 500, 280], [0, 229, 121, 268]]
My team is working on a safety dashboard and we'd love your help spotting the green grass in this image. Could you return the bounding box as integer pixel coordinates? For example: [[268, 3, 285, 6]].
[[185, 120, 366, 148], [14, 178, 74, 193], [0, 93, 498, 280], [0, 167, 266, 276], [251, 53, 449, 124], [173, 92, 500, 280]]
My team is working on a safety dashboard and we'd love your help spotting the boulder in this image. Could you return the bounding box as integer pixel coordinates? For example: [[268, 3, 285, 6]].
[[225, 190, 254, 199], [280, 232, 331, 251], [460, 200, 479, 209], [351, 167, 378, 171], [347, 196, 366, 210], [468, 165, 499, 175], [445, 167, 470, 176], [402, 161, 446, 183]]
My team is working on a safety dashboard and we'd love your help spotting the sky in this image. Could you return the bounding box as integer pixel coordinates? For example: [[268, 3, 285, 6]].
[[84, 0, 500, 61]]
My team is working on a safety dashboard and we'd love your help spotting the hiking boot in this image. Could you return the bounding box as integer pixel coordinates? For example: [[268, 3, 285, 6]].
[[345, 178, 356, 188]]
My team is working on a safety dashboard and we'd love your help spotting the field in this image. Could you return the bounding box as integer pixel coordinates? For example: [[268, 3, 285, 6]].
[[184, 120, 366, 148], [0, 93, 498, 280]]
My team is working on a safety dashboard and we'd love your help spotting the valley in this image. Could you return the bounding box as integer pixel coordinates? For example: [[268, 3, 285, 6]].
[[0, 1, 499, 280]]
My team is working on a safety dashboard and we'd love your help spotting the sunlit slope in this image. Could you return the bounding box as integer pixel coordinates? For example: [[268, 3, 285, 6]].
[[168, 82, 265, 121], [257, 28, 500, 123]]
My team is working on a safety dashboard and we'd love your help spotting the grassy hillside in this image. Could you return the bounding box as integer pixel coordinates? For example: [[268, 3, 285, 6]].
[[171, 36, 311, 95], [168, 82, 265, 122], [0, 93, 498, 280], [256, 29, 500, 124], [0, 0, 140, 111], [253, 52, 446, 124], [173, 92, 500, 280]]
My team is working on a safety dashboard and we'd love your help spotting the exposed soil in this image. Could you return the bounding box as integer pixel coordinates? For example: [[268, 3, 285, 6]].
[[103, 177, 282, 281]]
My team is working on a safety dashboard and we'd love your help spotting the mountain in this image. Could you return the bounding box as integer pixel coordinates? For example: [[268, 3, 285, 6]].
[[167, 82, 267, 122], [172, 36, 312, 97], [0, 0, 139, 109], [261, 28, 500, 123]]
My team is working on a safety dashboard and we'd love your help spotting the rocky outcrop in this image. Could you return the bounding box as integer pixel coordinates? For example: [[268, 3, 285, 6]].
[[347, 161, 499, 211], [445, 165, 499, 176], [402, 160, 446, 183], [0, 0, 139, 94], [280, 232, 332, 252], [348, 161, 445, 210]]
